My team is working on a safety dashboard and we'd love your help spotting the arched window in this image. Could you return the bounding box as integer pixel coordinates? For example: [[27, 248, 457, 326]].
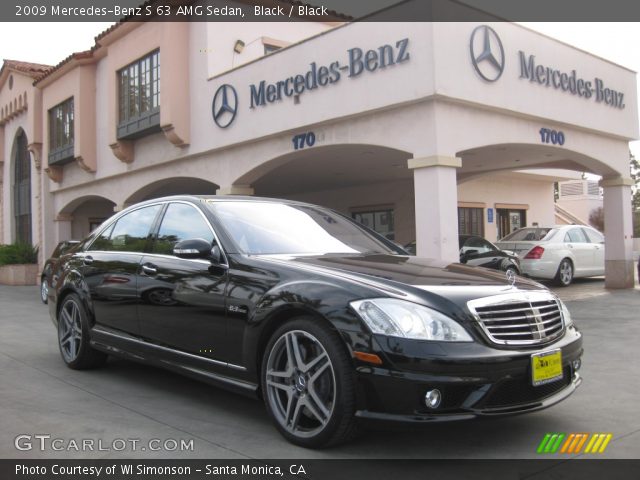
[[13, 130, 32, 244]]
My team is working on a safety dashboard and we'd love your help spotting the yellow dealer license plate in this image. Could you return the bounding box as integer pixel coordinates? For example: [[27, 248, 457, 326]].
[[531, 349, 563, 386]]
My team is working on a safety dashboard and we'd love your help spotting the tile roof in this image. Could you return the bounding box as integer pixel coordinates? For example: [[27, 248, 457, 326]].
[[2, 59, 52, 78]]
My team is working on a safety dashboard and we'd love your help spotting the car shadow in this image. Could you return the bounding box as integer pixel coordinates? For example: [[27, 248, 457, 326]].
[[82, 357, 578, 458]]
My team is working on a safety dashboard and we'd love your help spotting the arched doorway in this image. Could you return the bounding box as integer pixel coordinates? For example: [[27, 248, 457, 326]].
[[124, 177, 220, 207], [12, 130, 31, 244]]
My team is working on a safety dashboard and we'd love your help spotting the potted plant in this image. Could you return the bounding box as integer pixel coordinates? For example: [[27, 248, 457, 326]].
[[0, 243, 39, 286]]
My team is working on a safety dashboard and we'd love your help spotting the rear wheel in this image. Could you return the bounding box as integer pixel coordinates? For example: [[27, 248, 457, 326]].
[[40, 277, 48, 304], [57, 293, 107, 369], [261, 318, 358, 448], [554, 258, 574, 287]]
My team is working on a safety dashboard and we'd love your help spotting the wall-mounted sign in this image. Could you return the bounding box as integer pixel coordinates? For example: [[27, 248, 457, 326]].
[[469, 25, 505, 82], [212, 84, 238, 128], [539, 128, 565, 146], [469, 25, 626, 110], [487, 208, 494, 224], [519, 52, 625, 109], [250, 38, 410, 109], [292, 132, 316, 150]]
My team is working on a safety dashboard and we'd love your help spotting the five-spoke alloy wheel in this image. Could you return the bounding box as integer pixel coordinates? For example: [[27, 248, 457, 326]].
[[555, 258, 574, 287], [40, 277, 49, 304], [57, 293, 107, 369], [262, 318, 358, 448]]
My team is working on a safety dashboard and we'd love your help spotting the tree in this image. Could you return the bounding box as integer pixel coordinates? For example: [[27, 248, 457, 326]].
[[589, 206, 605, 233], [631, 152, 640, 237], [631, 152, 640, 211]]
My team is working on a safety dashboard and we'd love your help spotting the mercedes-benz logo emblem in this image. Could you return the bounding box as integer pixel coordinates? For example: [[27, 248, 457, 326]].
[[470, 25, 505, 82], [506, 269, 516, 286], [212, 84, 238, 128]]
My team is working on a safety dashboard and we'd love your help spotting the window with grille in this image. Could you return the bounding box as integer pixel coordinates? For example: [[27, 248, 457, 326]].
[[48, 97, 74, 165], [458, 207, 484, 236], [13, 131, 32, 244], [117, 50, 160, 139]]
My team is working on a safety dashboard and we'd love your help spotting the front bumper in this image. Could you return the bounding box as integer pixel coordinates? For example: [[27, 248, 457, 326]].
[[350, 327, 583, 423]]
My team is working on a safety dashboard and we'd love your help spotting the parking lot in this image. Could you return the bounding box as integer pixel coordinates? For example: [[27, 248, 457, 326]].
[[1, 279, 639, 459]]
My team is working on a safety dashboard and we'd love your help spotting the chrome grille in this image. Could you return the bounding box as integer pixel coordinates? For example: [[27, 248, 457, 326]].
[[467, 292, 565, 345]]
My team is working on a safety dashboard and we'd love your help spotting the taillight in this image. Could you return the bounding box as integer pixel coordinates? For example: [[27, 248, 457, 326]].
[[524, 246, 545, 259]]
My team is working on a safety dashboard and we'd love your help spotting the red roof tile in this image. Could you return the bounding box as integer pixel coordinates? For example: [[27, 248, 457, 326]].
[[2, 59, 52, 78]]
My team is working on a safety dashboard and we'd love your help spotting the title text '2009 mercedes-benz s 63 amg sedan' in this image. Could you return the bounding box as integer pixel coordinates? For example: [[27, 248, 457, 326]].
[[48, 196, 583, 448]]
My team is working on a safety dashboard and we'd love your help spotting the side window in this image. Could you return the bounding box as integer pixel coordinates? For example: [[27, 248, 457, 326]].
[[152, 203, 215, 255], [565, 228, 588, 243], [583, 228, 604, 244], [462, 237, 492, 254], [89, 205, 162, 252]]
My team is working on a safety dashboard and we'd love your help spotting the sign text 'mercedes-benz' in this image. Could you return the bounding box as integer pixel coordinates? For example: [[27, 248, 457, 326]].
[[518, 51, 625, 109], [250, 38, 410, 108]]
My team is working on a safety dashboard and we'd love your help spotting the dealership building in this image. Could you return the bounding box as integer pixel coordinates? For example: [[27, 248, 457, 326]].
[[0, 3, 638, 287]]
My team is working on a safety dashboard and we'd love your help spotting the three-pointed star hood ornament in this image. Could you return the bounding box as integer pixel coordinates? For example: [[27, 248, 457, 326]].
[[212, 84, 238, 128], [470, 25, 505, 82]]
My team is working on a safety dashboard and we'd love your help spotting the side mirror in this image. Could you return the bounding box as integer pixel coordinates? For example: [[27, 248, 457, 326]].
[[173, 238, 214, 260], [210, 244, 224, 265]]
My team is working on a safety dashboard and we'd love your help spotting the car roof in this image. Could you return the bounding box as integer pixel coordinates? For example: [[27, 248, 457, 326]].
[[130, 195, 328, 210]]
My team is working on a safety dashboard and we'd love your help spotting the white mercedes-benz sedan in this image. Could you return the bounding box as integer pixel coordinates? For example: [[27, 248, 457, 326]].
[[496, 225, 605, 286]]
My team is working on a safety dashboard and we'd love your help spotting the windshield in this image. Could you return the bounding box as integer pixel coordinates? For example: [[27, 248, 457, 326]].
[[208, 201, 397, 255], [500, 227, 557, 242]]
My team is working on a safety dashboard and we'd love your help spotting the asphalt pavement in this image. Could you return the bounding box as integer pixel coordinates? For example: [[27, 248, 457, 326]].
[[0, 279, 638, 459]]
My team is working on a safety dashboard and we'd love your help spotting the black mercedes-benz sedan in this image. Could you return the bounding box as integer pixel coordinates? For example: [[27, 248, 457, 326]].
[[48, 196, 583, 448]]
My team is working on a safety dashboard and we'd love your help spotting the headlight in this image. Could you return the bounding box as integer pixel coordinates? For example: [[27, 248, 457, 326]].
[[558, 298, 574, 327], [350, 298, 473, 342]]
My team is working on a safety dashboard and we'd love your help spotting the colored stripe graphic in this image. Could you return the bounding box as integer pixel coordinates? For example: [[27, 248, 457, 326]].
[[538, 433, 613, 454], [537, 433, 565, 453]]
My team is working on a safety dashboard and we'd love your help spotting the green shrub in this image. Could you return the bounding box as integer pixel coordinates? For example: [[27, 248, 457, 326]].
[[634, 211, 640, 238], [0, 243, 39, 266]]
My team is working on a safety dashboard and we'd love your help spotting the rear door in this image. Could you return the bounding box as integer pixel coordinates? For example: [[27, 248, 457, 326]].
[[563, 227, 592, 276], [582, 227, 605, 275], [80, 203, 163, 335]]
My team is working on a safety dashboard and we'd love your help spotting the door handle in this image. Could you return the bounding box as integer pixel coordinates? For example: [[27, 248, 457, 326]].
[[83, 255, 94, 265], [141, 263, 157, 275]]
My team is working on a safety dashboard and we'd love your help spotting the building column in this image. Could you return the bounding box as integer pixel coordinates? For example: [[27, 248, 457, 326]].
[[601, 176, 635, 289], [409, 155, 461, 262], [54, 213, 73, 245], [217, 185, 254, 195]]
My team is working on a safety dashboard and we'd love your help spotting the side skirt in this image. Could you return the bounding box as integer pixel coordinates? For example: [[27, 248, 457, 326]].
[[90, 326, 259, 398]]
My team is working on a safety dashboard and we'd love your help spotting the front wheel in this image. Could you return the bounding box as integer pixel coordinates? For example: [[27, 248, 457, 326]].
[[261, 318, 358, 448], [57, 293, 107, 369], [554, 258, 574, 287]]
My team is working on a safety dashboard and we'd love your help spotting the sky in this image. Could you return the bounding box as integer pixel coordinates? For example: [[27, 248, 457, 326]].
[[1, 20, 639, 164]]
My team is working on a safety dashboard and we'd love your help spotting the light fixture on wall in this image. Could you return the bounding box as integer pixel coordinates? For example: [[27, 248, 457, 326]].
[[233, 40, 245, 54]]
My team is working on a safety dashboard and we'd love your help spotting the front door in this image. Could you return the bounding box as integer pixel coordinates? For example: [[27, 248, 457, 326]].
[[137, 202, 229, 361]]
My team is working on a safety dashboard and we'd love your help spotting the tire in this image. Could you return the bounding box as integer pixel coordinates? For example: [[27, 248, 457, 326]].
[[57, 293, 108, 370], [554, 258, 574, 287], [40, 277, 49, 304], [261, 317, 359, 448], [505, 265, 519, 276]]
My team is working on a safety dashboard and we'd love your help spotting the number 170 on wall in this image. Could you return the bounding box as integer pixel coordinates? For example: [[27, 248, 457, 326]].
[[292, 132, 316, 150]]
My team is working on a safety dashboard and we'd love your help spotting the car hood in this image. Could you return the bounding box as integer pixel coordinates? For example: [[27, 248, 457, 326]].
[[258, 253, 547, 306]]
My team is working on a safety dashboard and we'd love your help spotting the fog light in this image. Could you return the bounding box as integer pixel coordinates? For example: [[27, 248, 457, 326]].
[[424, 389, 442, 409], [572, 359, 582, 371]]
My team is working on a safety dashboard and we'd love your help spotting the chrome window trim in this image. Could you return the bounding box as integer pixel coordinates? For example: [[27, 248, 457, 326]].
[[85, 200, 229, 267]]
